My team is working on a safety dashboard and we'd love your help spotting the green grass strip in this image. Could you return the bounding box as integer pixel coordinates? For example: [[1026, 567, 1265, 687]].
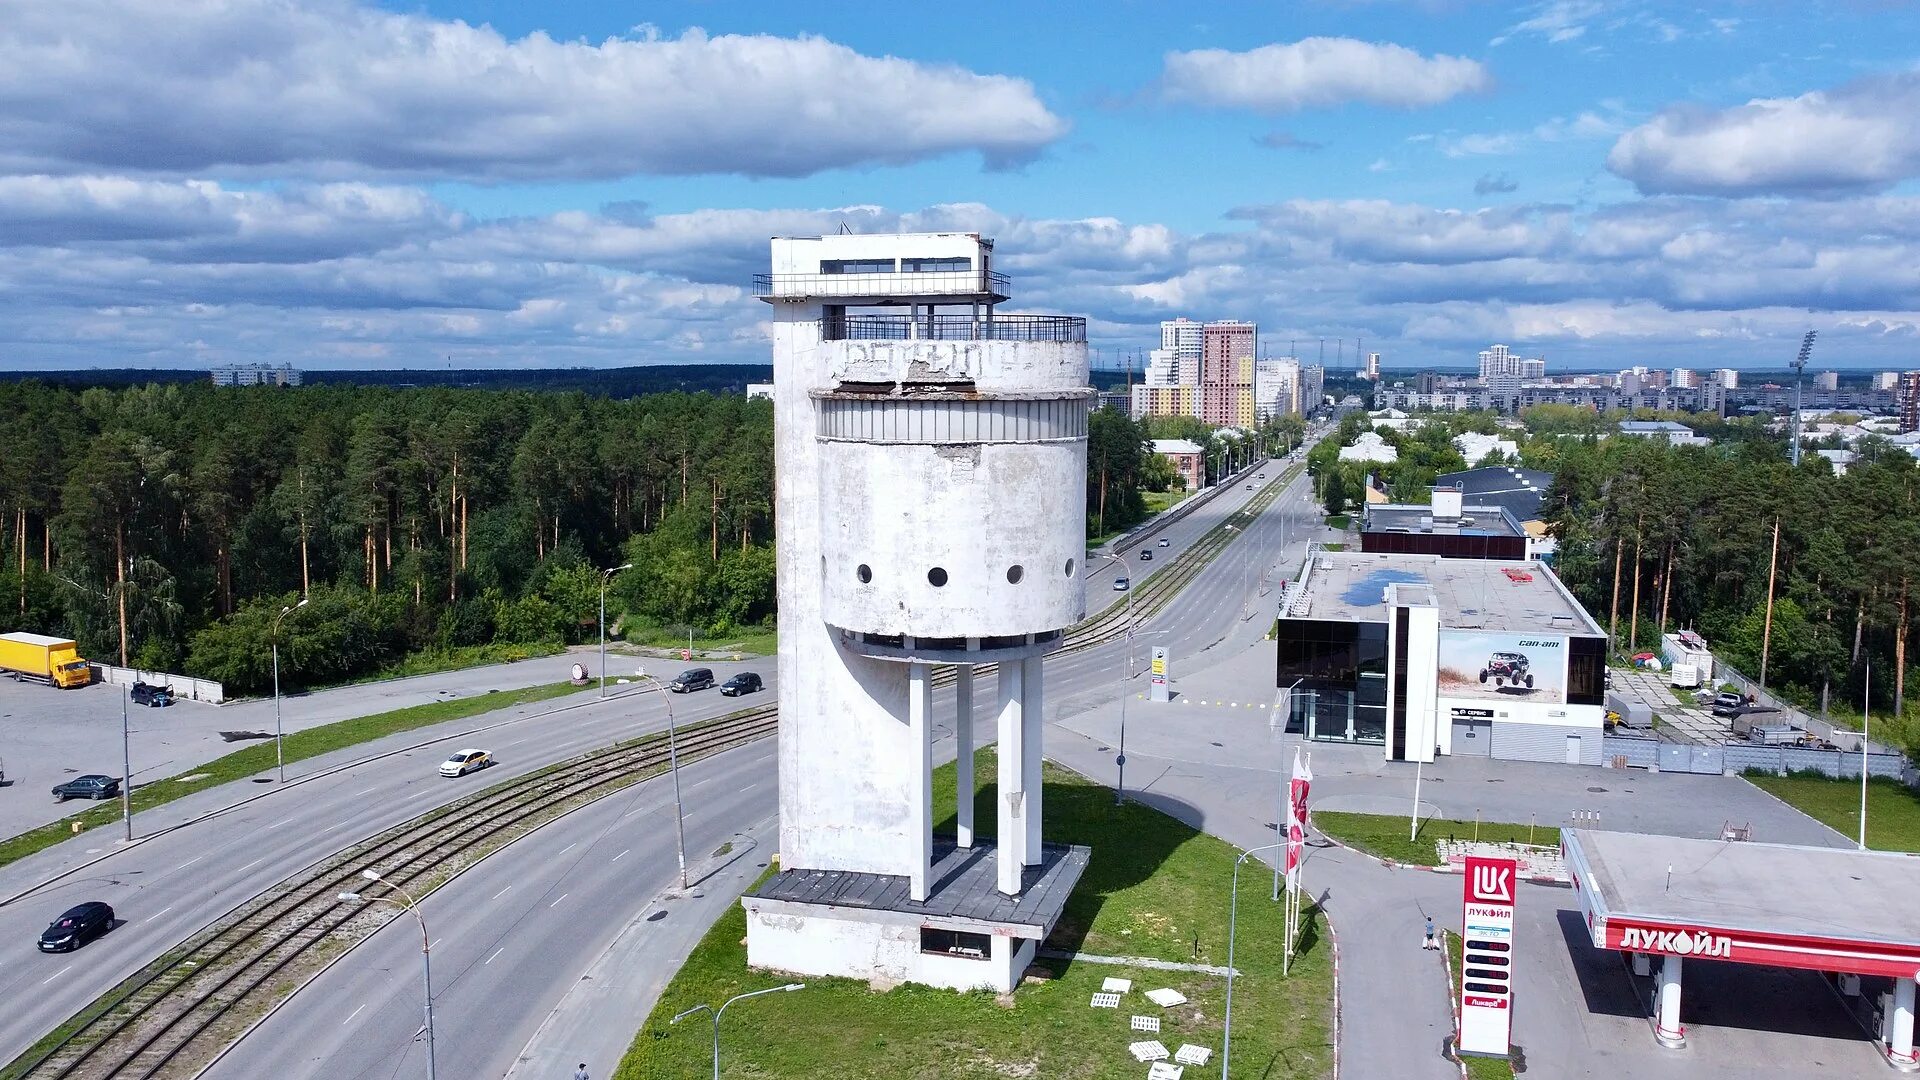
[[1746, 774, 1920, 851], [0, 680, 592, 873], [1444, 930, 1515, 1079], [1313, 811, 1561, 867]]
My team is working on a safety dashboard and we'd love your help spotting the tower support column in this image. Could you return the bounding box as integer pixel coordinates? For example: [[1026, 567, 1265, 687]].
[[1021, 655, 1045, 864], [909, 661, 933, 902], [997, 661, 1027, 895], [955, 665, 975, 849]]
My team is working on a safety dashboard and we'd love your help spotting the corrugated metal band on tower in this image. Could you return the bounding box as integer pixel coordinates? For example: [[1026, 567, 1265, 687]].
[[815, 394, 1091, 443]]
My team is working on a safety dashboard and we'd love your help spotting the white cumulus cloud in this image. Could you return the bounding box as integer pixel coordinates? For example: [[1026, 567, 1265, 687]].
[[1607, 73, 1920, 196], [0, 0, 1067, 181], [1160, 37, 1489, 112]]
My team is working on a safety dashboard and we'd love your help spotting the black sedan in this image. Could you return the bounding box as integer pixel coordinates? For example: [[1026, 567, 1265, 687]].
[[39, 901, 114, 952], [52, 774, 120, 801], [719, 672, 764, 697]]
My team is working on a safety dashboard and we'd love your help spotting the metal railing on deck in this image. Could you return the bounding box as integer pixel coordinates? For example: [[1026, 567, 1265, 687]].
[[752, 269, 1011, 298], [822, 314, 1085, 342]]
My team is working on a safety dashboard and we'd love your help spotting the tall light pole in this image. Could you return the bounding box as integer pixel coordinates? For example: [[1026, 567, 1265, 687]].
[[1093, 551, 1138, 804], [272, 597, 309, 783], [341, 868, 436, 1080], [634, 672, 689, 889], [599, 563, 633, 698], [1860, 660, 1872, 850], [1223, 842, 1286, 1080], [1790, 330, 1817, 467], [672, 984, 806, 1080]]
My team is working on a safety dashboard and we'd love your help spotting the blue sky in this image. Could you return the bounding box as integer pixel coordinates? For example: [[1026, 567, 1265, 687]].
[[3, 0, 1919, 372]]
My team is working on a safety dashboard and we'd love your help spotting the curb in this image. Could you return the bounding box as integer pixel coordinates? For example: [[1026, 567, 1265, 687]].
[[0, 682, 665, 909], [1439, 930, 1467, 1079]]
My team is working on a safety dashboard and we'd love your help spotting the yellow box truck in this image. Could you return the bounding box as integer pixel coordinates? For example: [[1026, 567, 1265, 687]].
[[0, 633, 93, 688]]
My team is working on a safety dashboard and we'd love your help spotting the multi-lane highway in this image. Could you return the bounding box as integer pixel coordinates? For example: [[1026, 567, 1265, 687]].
[[0, 446, 1322, 1076]]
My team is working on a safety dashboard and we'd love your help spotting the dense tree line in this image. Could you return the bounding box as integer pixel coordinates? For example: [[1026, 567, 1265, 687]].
[[0, 381, 774, 693]]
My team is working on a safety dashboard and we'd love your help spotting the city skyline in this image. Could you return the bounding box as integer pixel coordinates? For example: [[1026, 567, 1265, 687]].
[[4, 1, 1920, 371]]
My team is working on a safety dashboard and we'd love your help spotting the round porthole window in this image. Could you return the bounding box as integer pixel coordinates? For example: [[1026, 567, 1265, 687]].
[[928, 567, 949, 587], [856, 564, 872, 584], [1007, 565, 1025, 584], [1064, 558, 1076, 577]]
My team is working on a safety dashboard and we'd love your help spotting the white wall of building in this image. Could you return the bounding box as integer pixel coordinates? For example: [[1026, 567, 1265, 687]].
[[744, 903, 1035, 992]]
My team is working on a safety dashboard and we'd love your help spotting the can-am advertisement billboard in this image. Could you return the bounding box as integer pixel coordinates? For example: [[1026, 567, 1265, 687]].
[[1436, 630, 1567, 706]]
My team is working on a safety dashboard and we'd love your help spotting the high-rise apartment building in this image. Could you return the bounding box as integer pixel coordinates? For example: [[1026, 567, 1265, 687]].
[[1256, 357, 1301, 419], [1670, 369, 1698, 389], [1813, 371, 1839, 391], [1876, 372, 1901, 391], [1200, 320, 1256, 426], [1478, 344, 1544, 392], [1900, 373, 1920, 433], [1716, 369, 1739, 389], [1364, 351, 1381, 380]]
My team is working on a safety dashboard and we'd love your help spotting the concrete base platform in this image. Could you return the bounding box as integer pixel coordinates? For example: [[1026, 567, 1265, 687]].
[[742, 840, 1089, 992]]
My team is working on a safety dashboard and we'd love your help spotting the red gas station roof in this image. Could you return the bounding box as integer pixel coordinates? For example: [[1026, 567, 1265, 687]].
[[1565, 829, 1920, 979]]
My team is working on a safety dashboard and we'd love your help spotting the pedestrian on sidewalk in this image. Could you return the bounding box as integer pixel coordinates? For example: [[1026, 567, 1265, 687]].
[[1423, 915, 1438, 951], [574, 1064, 589, 1080]]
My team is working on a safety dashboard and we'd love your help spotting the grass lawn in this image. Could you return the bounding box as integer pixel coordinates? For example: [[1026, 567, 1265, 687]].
[[1746, 774, 1920, 851], [365, 640, 566, 683], [1313, 811, 1560, 867], [0, 680, 592, 871], [1323, 514, 1350, 529], [621, 620, 778, 658], [1444, 931, 1513, 1079], [1143, 489, 1193, 515], [616, 755, 1335, 1079]]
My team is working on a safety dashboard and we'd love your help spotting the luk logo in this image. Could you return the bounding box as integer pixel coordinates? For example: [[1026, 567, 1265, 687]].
[[1470, 864, 1514, 904]]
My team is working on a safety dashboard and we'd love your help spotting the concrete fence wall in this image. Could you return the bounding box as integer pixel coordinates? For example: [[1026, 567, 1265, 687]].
[[1602, 734, 1904, 779], [1712, 661, 1883, 755], [90, 664, 225, 705]]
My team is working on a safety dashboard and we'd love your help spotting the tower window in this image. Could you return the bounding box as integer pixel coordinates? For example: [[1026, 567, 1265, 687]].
[[1007, 565, 1024, 584], [856, 564, 872, 584], [1064, 558, 1076, 578], [928, 567, 949, 587]]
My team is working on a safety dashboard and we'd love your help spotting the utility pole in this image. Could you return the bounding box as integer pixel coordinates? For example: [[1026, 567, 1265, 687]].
[[1760, 515, 1781, 689]]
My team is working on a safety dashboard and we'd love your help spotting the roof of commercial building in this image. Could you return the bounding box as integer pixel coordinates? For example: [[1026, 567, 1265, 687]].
[[1291, 550, 1602, 634], [1566, 829, 1920, 950], [1435, 465, 1555, 524], [1619, 420, 1695, 434], [746, 841, 1090, 938], [1151, 438, 1204, 455], [1364, 504, 1525, 538]]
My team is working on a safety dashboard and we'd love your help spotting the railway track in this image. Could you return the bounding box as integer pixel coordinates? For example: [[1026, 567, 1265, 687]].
[[2, 706, 777, 1080], [5, 460, 1301, 1080]]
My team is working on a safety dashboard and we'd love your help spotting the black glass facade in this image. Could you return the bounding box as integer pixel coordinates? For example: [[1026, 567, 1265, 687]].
[[1275, 618, 1389, 744]]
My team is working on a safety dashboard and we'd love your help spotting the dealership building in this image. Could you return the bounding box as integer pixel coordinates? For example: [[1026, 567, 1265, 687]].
[[1274, 549, 1607, 764]]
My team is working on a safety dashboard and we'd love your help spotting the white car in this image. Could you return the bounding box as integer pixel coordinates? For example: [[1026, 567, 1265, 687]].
[[439, 748, 494, 777]]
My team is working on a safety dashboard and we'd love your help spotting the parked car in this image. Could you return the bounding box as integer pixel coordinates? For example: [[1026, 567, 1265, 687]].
[[439, 748, 493, 777], [51, 774, 120, 801], [1139, 549, 1153, 562], [1158, 537, 1170, 547], [1710, 691, 1751, 718], [719, 672, 763, 697], [1478, 651, 1534, 689], [39, 902, 114, 952], [1113, 577, 1130, 591], [669, 668, 715, 693], [129, 681, 174, 708]]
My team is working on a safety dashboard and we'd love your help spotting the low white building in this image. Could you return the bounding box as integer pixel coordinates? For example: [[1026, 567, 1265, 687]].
[[1453, 431, 1519, 467], [1618, 420, 1710, 448], [1339, 431, 1399, 464], [1817, 449, 1856, 475]]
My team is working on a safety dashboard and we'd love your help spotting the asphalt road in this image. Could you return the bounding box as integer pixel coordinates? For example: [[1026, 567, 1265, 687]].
[[0, 455, 1299, 1068]]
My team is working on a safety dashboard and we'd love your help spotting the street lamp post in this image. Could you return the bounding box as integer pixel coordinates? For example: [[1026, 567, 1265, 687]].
[[672, 984, 806, 1080], [1223, 842, 1286, 1080], [599, 563, 633, 698], [119, 687, 132, 841], [633, 672, 689, 889], [341, 869, 436, 1080], [1093, 550, 1138, 804], [272, 597, 309, 783]]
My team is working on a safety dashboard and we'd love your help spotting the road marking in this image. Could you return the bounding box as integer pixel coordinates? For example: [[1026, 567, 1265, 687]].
[[43, 965, 71, 984], [558, 842, 576, 856], [145, 905, 174, 923], [353, 787, 377, 798], [268, 817, 295, 829], [492, 885, 512, 900], [238, 858, 264, 874], [177, 856, 202, 870], [486, 947, 505, 965], [550, 893, 569, 908], [430, 938, 441, 950], [741, 783, 759, 792], [343, 1003, 366, 1025], [409, 789, 435, 800], [323, 821, 346, 832], [613, 849, 629, 862], [689, 776, 716, 789]]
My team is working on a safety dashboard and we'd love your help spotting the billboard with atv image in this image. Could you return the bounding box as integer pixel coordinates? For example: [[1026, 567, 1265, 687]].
[[1435, 630, 1567, 706]]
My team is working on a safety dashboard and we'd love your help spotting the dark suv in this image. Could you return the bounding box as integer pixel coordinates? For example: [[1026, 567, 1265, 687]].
[[719, 672, 763, 697], [1478, 651, 1534, 689], [669, 668, 714, 693], [39, 902, 114, 952], [130, 681, 174, 708], [52, 774, 120, 801]]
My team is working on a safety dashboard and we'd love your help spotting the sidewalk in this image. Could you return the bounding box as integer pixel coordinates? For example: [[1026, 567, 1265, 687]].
[[503, 815, 776, 1080]]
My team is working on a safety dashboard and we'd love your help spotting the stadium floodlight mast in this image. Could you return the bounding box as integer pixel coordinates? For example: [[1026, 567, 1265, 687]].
[[1790, 330, 1817, 467]]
